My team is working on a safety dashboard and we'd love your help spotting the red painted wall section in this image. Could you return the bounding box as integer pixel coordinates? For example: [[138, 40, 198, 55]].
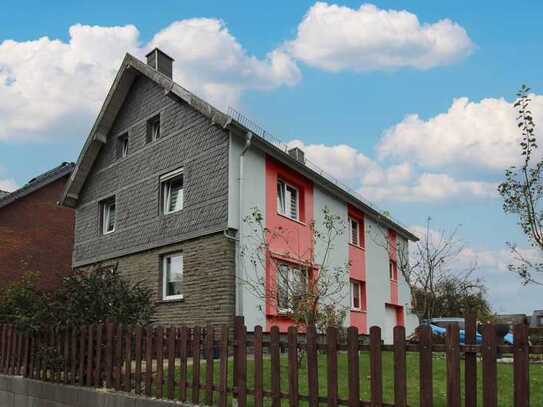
[[265, 156, 314, 331], [386, 229, 404, 327], [348, 205, 367, 333], [0, 177, 75, 292]]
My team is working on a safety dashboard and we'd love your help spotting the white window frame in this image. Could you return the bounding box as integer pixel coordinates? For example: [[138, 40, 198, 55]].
[[350, 280, 362, 311], [276, 262, 307, 314], [349, 217, 360, 246], [160, 168, 184, 215], [101, 198, 116, 235], [120, 135, 129, 158], [277, 179, 299, 221], [162, 253, 183, 300], [148, 115, 161, 142]]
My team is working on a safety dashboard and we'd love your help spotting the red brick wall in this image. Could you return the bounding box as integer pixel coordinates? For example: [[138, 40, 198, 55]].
[[0, 177, 74, 291]]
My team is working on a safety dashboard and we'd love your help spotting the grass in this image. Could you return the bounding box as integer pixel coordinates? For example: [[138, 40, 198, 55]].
[[161, 352, 543, 406]]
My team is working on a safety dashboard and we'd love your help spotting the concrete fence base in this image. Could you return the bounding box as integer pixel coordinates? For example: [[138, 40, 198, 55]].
[[0, 374, 188, 407]]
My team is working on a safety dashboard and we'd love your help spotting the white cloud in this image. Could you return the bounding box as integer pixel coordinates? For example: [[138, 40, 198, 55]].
[[288, 140, 496, 202], [0, 178, 17, 192], [285, 2, 474, 72], [378, 94, 543, 171], [362, 173, 497, 203], [0, 20, 300, 142], [149, 19, 300, 107]]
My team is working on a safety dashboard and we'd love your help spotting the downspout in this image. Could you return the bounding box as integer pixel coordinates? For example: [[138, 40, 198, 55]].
[[236, 130, 253, 317]]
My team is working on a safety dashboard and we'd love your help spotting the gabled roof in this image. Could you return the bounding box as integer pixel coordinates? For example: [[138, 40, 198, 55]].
[[61, 52, 418, 241], [0, 162, 75, 210]]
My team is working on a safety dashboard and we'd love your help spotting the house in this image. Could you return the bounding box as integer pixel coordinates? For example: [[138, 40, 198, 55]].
[[61, 49, 419, 342], [0, 162, 75, 291], [531, 310, 543, 328]]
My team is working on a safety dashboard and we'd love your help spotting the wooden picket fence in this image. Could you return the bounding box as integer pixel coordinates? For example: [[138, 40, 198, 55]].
[[0, 315, 540, 407]]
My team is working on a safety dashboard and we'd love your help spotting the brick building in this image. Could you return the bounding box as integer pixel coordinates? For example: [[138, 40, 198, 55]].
[[0, 163, 75, 291], [61, 49, 419, 342]]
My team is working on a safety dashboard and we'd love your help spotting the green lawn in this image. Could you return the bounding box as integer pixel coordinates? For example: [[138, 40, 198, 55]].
[[162, 352, 543, 406]]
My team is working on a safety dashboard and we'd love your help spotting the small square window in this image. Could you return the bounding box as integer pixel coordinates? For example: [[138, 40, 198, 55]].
[[277, 179, 299, 220], [162, 253, 183, 300], [100, 197, 116, 235], [146, 115, 161, 143], [161, 168, 184, 214], [117, 133, 129, 159], [349, 218, 359, 246]]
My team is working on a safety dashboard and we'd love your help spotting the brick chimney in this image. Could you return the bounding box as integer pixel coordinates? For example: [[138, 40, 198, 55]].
[[288, 147, 305, 164], [146, 48, 174, 79]]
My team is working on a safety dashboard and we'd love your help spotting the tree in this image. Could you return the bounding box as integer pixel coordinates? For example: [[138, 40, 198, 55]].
[[0, 265, 154, 333], [369, 217, 491, 320], [498, 85, 543, 286], [240, 207, 348, 332]]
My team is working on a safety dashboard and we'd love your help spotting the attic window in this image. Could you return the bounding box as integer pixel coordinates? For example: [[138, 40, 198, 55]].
[[146, 114, 161, 143], [117, 133, 129, 159], [100, 197, 116, 235]]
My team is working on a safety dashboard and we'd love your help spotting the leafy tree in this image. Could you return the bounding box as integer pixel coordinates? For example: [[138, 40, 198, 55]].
[[50, 263, 154, 328], [0, 265, 154, 333], [241, 206, 348, 332], [498, 85, 543, 286]]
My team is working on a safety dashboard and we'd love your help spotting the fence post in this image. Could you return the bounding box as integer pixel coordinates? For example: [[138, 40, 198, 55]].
[[307, 326, 319, 407], [254, 325, 264, 407], [178, 326, 188, 402], [482, 323, 497, 407], [393, 326, 407, 407], [370, 326, 383, 407], [0, 325, 5, 372], [133, 326, 142, 395], [464, 313, 477, 407], [419, 324, 433, 407], [219, 325, 229, 407], [123, 326, 132, 392], [326, 326, 338, 407], [269, 326, 281, 407], [446, 324, 461, 407], [205, 325, 214, 405], [63, 330, 69, 384], [168, 326, 177, 401], [235, 323, 247, 407], [95, 324, 103, 387], [192, 326, 201, 404], [287, 326, 299, 407], [156, 326, 164, 399], [78, 326, 87, 386], [104, 322, 113, 389], [144, 326, 153, 397], [347, 326, 360, 407], [114, 324, 124, 391], [233, 316, 244, 395], [513, 323, 529, 407]]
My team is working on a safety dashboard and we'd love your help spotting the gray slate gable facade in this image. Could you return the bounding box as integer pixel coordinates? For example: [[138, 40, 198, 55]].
[[74, 75, 229, 266]]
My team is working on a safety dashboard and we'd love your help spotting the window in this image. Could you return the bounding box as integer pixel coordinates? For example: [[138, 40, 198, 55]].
[[117, 133, 129, 159], [277, 262, 307, 313], [351, 280, 361, 310], [350, 280, 366, 311], [162, 253, 183, 300], [277, 180, 299, 220], [146, 115, 161, 143], [100, 197, 116, 235], [389, 260, 398, 281], [161, 168, 184, 214], [349, 218, 359, 246]]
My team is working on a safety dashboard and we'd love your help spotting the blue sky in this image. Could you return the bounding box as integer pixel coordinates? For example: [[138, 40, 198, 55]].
[[1, 1, 542, 313]]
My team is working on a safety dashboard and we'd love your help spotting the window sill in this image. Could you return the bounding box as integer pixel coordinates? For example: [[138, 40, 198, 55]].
[[162, 209, 184, 217], [157, 297, 184, 305], [350, 308, 367, 313], [276, 212, 305, 225], [348, 243, 365, 250]]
